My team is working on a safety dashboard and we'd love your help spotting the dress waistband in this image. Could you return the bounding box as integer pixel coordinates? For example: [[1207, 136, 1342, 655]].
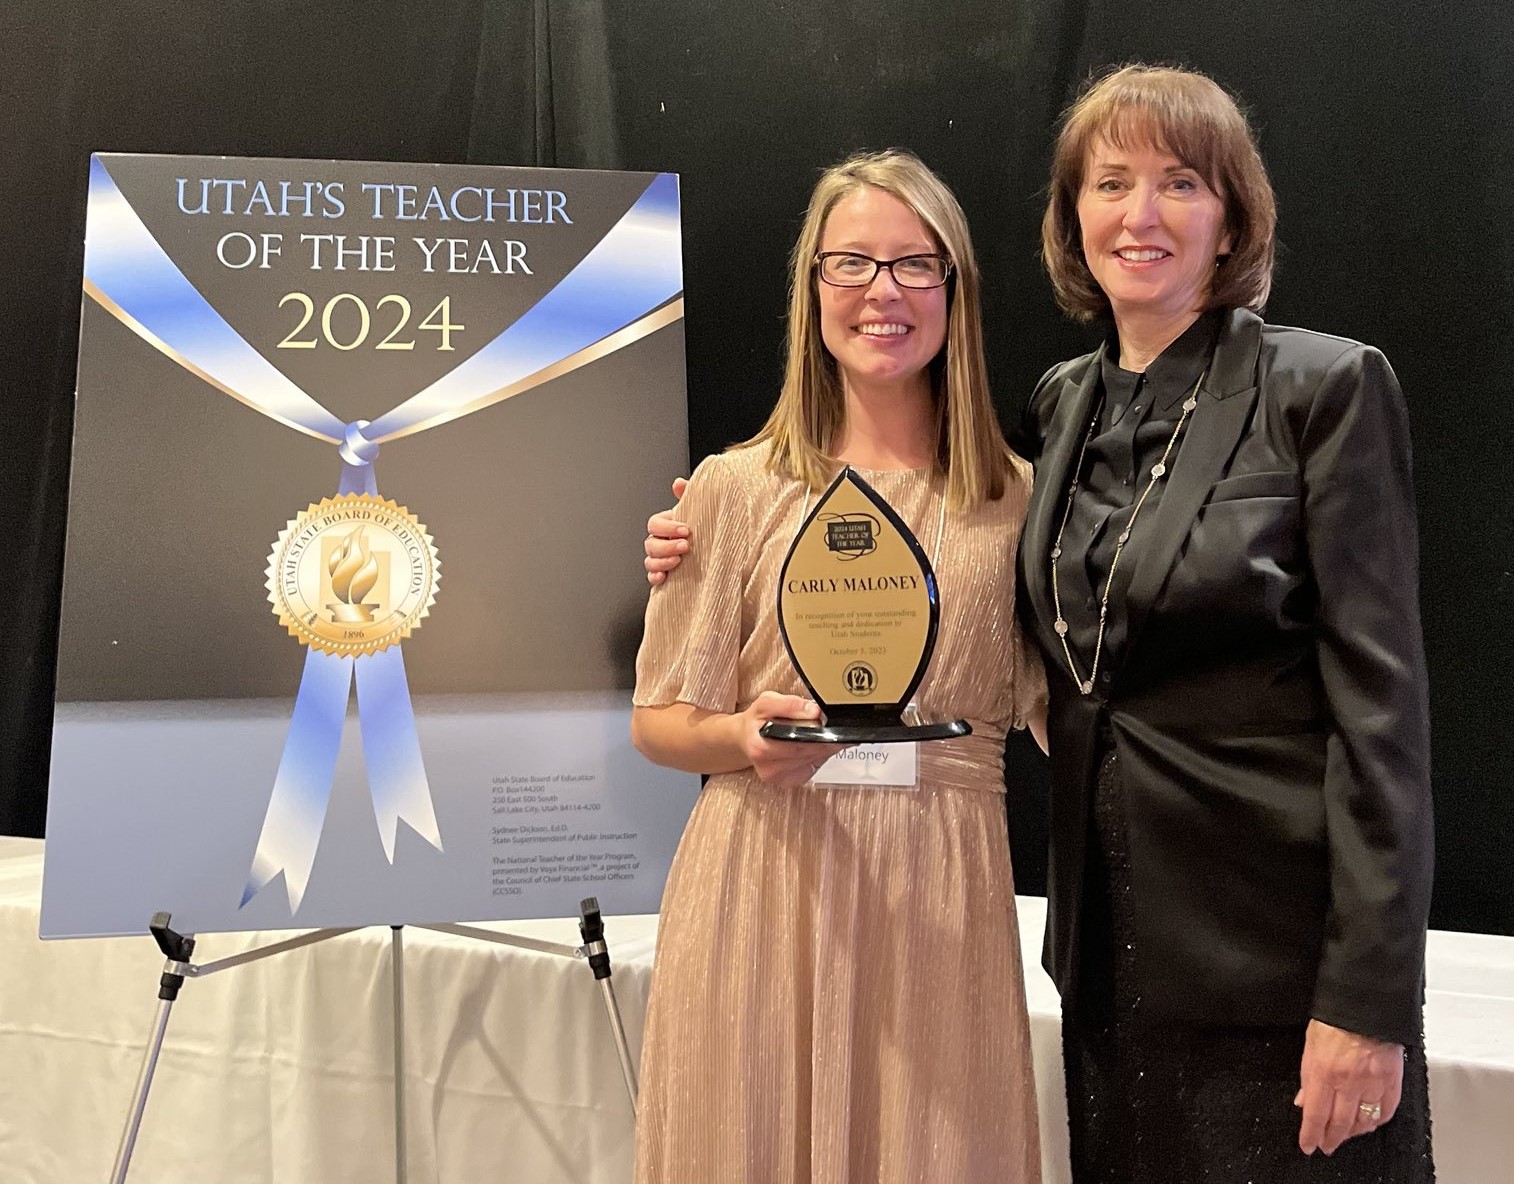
[[912, 722, 1007, 795]]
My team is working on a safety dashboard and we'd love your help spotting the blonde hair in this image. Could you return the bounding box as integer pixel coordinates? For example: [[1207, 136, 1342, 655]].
[[1042, 64, 1277, 321], [742, 149, 1014, 510]]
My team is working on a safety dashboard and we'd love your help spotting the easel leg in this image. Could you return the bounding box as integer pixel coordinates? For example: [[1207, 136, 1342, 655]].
[[392, 925, 408, 1184], [109, 913, 195, 1184], [107, 919, 359, 1183], [597, 977, 640, 1112], [415, 909, 642, 1112], [578, 898, 639, 1112], [109, 988, 174, 1184]]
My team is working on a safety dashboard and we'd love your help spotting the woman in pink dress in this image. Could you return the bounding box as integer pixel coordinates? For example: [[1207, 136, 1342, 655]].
[[630, 149, 1046, 1183]]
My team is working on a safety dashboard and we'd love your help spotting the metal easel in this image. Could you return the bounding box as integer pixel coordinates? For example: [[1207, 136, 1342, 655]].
[[108, 898, 638, 1184]]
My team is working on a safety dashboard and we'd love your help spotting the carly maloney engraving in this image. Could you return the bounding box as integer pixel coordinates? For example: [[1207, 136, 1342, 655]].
[[266, 495, 439, 656], [784, 576, 923, 594]]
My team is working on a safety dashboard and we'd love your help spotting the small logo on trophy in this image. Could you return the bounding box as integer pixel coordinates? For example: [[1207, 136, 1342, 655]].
[[761, 467, 971, 744], [826, 515, 878, 558], [842, 661, 878, 695]]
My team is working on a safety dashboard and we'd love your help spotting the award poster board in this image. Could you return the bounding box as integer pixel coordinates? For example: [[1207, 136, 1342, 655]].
[[41, 154, 699, 938]]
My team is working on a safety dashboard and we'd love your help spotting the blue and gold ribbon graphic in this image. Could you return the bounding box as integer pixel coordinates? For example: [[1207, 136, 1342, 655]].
[[83, 156, 684, 913]]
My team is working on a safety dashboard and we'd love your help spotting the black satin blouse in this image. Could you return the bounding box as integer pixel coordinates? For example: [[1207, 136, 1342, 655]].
[[1053, 311, 1222, 690]]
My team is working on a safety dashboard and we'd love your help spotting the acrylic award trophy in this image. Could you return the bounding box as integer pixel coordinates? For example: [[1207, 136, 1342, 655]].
[[759, 466, 971, 744]]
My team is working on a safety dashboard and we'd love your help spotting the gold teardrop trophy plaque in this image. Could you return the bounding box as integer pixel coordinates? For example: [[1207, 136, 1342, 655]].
[[760, 466, 971, 744]]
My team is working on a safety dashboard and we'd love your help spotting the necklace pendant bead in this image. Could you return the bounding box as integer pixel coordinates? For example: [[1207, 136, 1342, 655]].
[[1150, 462, 1167, 479], [1183, 395, 1198, 412], [1117, 529, 1131, 545], [1080, 679, 1094, 695], [1055, 619, 1069, 636], [1051, 545, 1062, 560]]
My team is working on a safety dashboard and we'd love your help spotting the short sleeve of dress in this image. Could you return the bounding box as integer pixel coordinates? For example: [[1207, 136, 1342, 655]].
[[633, 451, 754, 714]]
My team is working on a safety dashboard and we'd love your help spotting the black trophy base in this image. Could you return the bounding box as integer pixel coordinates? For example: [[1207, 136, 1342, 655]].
[[758, 718, 972, 744]]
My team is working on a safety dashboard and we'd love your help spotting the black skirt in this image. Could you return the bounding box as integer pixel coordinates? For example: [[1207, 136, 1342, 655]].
[[1062, 748, 1435, 1183]]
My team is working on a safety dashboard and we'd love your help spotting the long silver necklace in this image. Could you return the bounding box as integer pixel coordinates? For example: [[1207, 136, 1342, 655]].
[[1049, 371, 1205, 696]]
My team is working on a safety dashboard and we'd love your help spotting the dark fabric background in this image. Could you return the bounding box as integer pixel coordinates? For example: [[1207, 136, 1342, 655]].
[[3, 1, 1509, 933]]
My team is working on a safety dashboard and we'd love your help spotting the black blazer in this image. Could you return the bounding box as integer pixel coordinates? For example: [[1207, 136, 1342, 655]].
[[1015, 308, 1433, 1046]]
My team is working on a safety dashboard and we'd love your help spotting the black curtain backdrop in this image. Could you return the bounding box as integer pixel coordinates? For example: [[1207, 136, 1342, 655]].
[[4, 1, 1510, 933]]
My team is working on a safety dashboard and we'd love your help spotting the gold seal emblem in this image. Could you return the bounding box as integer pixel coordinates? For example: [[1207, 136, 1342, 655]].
[[266, 494, 440, 656]]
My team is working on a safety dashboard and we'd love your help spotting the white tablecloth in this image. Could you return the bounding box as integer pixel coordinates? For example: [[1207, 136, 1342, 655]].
[[0, 836, 1509, 1183]]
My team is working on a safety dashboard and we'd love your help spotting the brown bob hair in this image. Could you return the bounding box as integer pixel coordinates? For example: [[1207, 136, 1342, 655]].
[[743, 149, 1016, 510], [1042, 64, 1278, 322]]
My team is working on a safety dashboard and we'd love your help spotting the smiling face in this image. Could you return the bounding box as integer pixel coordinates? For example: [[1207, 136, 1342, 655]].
[[816, 186, 949, 395], [1077, 137, 1233, 326]]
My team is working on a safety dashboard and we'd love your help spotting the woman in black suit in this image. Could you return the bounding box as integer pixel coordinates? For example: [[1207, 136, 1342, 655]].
[[1020, 64, 1433, 1181], [644, 63, 1434, 1182]]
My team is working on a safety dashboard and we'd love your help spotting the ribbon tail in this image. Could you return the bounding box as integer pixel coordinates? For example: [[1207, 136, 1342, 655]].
[[355, 646, 442, 861], [242, 650, 355, 912]]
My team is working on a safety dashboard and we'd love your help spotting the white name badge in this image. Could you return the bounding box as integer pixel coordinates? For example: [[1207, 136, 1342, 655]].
[[813, 742, 919, 789]]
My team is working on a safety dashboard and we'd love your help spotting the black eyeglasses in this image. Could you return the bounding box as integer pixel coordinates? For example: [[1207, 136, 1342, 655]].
[[814, 252, 953, 290]]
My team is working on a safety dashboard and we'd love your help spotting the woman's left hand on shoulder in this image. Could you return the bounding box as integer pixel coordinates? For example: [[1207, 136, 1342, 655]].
[[1295, 1018, 1405, 1155]]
